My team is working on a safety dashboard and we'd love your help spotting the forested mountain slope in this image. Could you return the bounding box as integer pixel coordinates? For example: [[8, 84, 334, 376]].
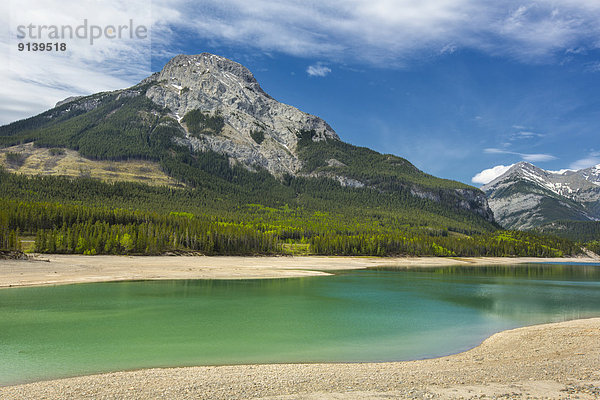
[[1, 53, 581, 257], [0, 53, 493, 224]]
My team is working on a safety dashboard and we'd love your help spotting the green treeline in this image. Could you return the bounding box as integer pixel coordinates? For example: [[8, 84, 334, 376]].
[[534, 220, 600, 242], [35, 219, 278, 256], [0, 198, 579, 257], [309, 230, 576, 257], [533, 220, 600, 255], [0, 166, 581, 257], [0, 210, 20, 250], [3, 200, 277, 255]]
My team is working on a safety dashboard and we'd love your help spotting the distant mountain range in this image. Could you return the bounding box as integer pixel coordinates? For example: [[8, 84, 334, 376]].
[[482, 161, 600, 230]]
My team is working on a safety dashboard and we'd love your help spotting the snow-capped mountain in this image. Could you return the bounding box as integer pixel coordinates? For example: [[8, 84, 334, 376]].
[[481, 162, 600, 230]]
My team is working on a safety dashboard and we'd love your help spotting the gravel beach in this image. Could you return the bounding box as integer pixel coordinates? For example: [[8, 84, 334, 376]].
[[1, 318, 599, 399], [1, 254, 599, 289]]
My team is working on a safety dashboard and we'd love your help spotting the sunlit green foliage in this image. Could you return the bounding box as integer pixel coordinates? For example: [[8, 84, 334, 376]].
[[586, 241, 600, 255], [0, 83, 583, 257], [0, 170, 580, 257]]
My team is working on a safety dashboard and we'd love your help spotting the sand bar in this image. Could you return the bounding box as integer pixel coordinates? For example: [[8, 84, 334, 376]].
[[1, 318, 599, 399], [1, 254, 599, 289]]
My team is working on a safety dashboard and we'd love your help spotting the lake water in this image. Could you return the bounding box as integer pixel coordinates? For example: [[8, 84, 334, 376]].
[[1, 264, 600, 386]]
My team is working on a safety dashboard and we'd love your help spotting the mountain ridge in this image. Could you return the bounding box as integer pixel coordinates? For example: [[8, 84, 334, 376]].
[[146, 53, 339, 177], [0, 52, 494, 225], [482, 161, 600, 229]]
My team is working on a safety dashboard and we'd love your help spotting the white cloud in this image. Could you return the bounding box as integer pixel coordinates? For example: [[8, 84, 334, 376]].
[[306, 62, 331, 77], [507, 126, 546, 141], [472, 164, 514, 185], [1, 0, 152, 125], [154, 0, 600, 65], [569, 154, 600, 170], [521, 153, 557, 162], [484, 148, 556, 162], [546, 168, 573, 174], [513, 130, 544, 138], [3, 0, 600, 125]]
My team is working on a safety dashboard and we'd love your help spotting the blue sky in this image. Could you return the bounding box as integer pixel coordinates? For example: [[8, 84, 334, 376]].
[[2, 0, 599, 185]]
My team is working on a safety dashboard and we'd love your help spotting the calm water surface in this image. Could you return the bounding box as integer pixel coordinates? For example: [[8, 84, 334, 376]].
[[1, 263, 600, 385]]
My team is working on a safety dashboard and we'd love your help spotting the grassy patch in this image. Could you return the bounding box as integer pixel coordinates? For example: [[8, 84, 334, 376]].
[[0, 143, 181, 187], [282, 243, 311, 255]]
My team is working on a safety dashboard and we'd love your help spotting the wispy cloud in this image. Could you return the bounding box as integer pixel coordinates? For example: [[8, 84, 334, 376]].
[[512, 130, 544, 139], [507, 125, 546, 141], [1, 0, 152, 124], [584, 61, 600, 72], [569, 151, 600, 170], [306, 62, 331, 77], [3, 1, 600, 125], [472, 164, 514, 185], [155, 0, 600, 65], [484, 148, 556, 162]]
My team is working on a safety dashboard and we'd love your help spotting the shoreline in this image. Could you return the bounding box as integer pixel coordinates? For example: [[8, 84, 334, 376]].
[[1, 256, 599, 398], [2, 317, 599, 399], [1, 254, 599, 289]]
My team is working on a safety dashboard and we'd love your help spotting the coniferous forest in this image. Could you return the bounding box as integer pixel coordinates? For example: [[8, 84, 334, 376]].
[[0, 168, 581, 257], [0, 82, 590, 258]]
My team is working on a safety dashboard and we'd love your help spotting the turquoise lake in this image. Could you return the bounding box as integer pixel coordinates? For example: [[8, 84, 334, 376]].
[[1, 264, 600, 386]]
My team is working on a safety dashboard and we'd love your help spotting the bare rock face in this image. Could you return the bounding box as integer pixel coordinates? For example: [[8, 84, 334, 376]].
[[482, 162, 600, 229], [146, 53, 339, 176], [454, 188, 496, 222], [55, 96, 83, 107]]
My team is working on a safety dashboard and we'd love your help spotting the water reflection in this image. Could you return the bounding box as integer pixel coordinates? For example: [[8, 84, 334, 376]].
[[370, 264, 600, 322], [1, 264, 599, 386]]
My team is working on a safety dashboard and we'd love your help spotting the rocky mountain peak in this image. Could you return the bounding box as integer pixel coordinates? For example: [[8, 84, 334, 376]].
[[578, 164, 600, 184], [145, 53, 339, 176], [482, 161, 600, 230], [0, 52, 498, 227], [160, 53, 262, 90], [506, 161, 547, 179]]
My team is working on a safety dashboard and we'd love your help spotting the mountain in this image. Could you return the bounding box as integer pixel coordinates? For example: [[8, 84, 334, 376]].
[[0, 53, 493, 227], [482, 161, 600, 230], [146, 54, 338, 177], [2, 54, 588, 257]]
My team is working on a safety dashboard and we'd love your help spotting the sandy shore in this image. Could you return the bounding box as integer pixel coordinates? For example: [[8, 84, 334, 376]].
[[1, 254, 599, 289], [1, 318, 599, 399]]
